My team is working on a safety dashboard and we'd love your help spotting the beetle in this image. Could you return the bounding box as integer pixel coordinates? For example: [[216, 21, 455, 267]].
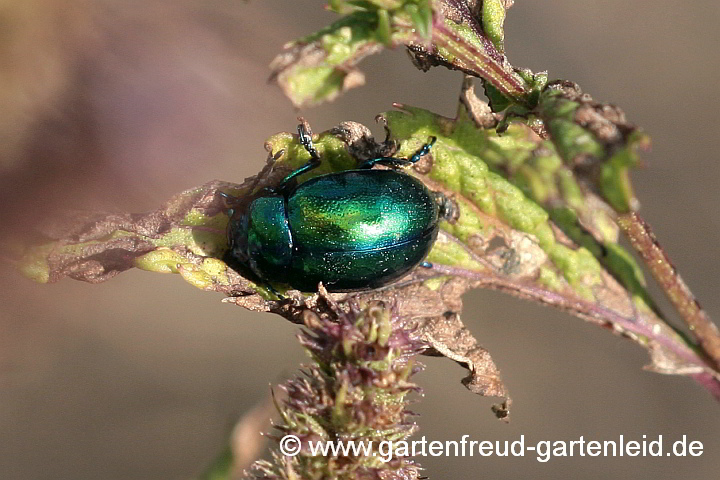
[[224, 123, 448, 292]]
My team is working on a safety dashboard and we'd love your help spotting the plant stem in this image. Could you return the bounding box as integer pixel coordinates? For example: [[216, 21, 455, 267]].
[[426, 263, 720, 400], [617, 212, 720, 372]]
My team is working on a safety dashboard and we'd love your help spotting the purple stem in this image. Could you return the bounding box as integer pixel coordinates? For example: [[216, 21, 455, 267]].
[[426, 263, 720, 399]]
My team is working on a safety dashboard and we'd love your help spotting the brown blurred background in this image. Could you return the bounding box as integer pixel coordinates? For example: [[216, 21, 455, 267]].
[[1, 1, 719, 478]]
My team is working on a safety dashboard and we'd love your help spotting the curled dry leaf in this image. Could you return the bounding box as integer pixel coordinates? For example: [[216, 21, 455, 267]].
[[13, 120, 513, 414], [269, 0, 434, 108], [13, 90, 720, 404], [268, 0, 529, 108]]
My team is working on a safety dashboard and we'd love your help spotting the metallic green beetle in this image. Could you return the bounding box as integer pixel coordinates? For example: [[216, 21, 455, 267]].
[[225, 124, 447, 292]]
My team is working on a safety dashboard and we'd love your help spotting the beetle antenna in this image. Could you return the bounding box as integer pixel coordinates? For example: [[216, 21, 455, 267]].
[[408, 136, 437, 164], [276, 124, 324, 189], [298, 124, 320, 160]]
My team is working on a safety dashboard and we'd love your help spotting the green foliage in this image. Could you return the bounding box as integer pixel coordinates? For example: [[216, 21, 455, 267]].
[[382, 104, 652, 307], [13, 3, 720, 478], [272, 0, 433, 107], [481, 0, 507, 52]]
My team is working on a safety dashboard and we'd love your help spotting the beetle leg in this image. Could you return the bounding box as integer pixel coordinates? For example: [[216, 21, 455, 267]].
[[420, 261, 433, 269], [432, 191, 457, 222], [277, 124, 323, 189], [359, 136, 436, 169], [358, 156, 412, 169], [264, 282, 287, 301], [217, 190, 239, 216], [278, 157, 322, 189]]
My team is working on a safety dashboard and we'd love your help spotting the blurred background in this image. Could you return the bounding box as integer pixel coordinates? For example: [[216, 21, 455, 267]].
[[1, 1, 719, 478]]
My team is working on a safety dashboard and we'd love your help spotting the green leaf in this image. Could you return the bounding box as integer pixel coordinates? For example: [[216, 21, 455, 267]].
[[12, 108, 709, 393], [482, 80, 513, 112], [270, 2, 434, 107], [379, 98, 699, 378], [534, 81, 649, 213], [482, 0, 507, 53]]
